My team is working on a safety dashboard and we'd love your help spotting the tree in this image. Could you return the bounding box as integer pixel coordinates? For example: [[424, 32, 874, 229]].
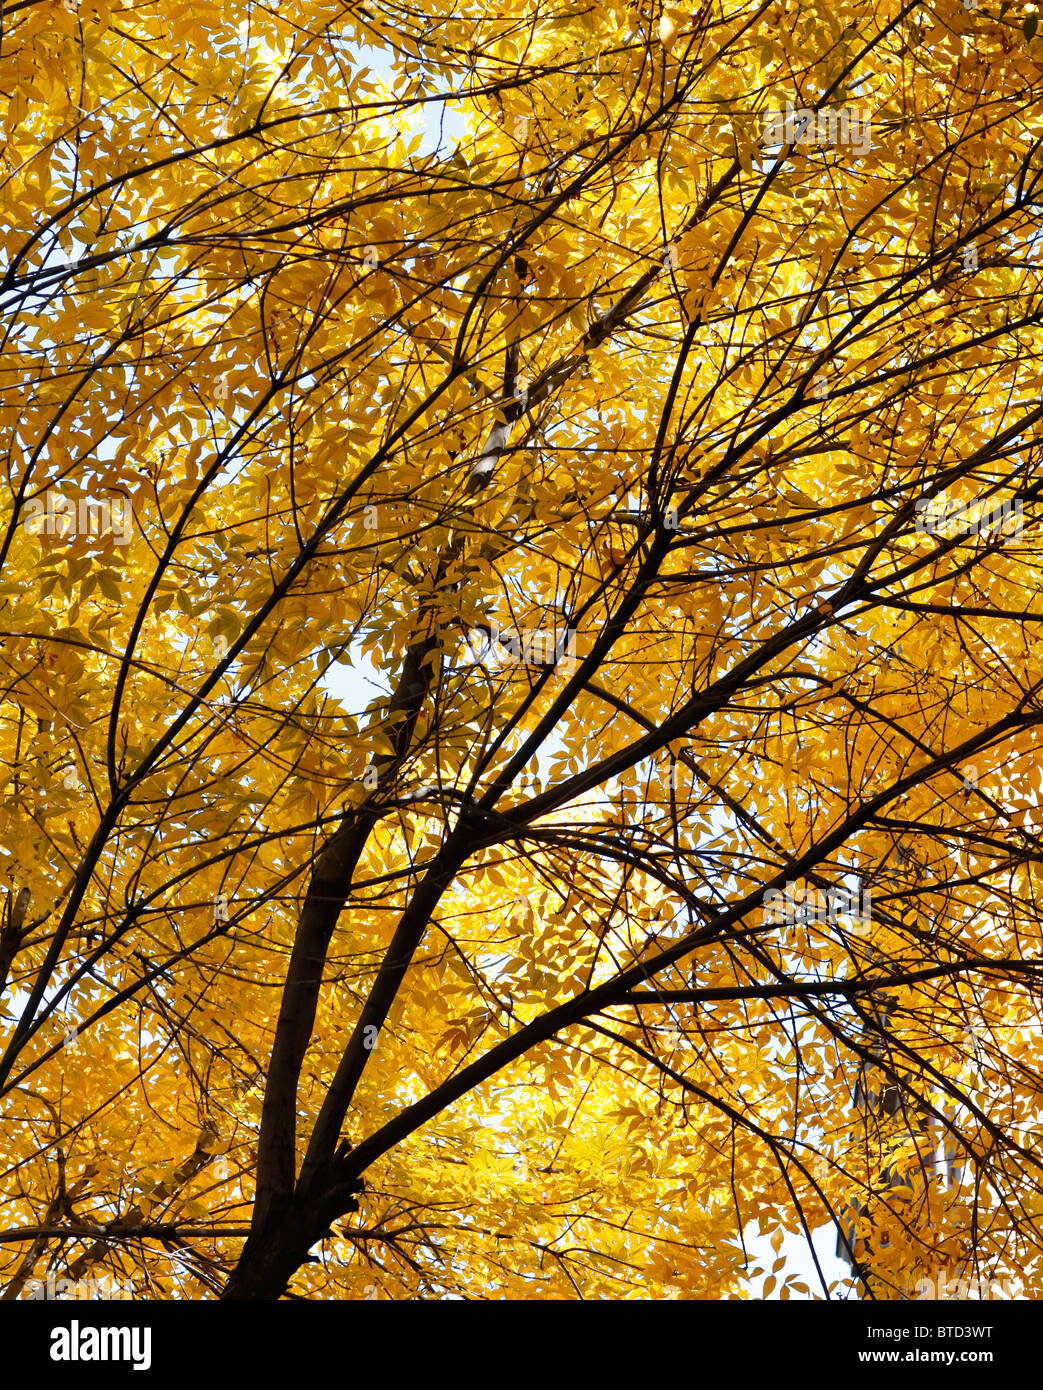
[[2, 0, 1043, 1302]]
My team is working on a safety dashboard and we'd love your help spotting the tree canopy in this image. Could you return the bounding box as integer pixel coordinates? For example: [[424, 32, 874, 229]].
[[3, 0, 1043, 1301]]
